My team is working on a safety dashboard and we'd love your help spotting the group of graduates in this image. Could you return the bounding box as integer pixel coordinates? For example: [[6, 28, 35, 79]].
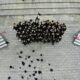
[[13, 17, 66, 45]]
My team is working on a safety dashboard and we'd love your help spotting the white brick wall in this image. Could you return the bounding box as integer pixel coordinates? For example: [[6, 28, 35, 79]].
[[0, 0, 80, 16]]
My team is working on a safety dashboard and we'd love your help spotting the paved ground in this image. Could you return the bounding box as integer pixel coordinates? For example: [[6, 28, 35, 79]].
[[0, 0, 80, 80]]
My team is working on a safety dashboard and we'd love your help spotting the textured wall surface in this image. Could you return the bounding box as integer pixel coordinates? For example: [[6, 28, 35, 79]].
[[0, 0, 80, 80]]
